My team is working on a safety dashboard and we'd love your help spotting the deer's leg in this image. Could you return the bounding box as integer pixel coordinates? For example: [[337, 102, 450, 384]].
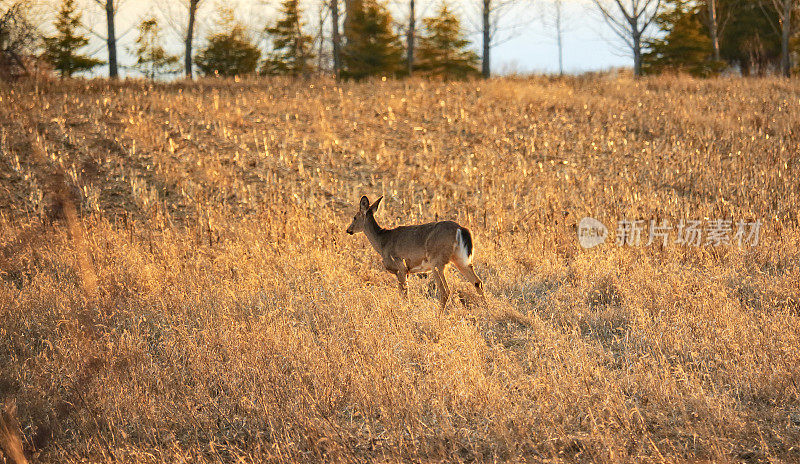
[[455, 263, 484, 297], [433, 266, 450, 309], [396, 270, 408, 299], [386, 255, 409, 299]]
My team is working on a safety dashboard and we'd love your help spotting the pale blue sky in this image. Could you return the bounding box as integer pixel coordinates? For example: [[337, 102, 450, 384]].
[[489, 1, 632, 74], [65, 0, 634, 77]]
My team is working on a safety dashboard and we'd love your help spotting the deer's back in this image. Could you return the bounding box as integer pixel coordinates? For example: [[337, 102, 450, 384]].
[[383, 220, 462, 265]]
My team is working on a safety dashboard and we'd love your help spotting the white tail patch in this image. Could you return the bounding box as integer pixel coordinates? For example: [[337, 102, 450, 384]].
[[454, 228, 472, 267]]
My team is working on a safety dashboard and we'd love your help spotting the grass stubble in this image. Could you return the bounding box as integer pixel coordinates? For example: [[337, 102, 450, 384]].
[[0, 75, 799, 463]]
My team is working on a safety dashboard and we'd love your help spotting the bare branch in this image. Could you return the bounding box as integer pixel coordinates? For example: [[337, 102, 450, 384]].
[[590, 0, 661, 75]]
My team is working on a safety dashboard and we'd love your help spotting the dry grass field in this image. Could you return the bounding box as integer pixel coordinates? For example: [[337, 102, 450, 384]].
[[0, 75, 799, 463]]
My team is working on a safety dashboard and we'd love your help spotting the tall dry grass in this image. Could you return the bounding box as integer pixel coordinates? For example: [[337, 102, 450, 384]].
[[0, 75, 799, 463]]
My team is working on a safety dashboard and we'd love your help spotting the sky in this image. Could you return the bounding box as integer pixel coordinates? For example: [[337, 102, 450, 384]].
[[490, 1, 632, 74], [59, 0, 634, 77]]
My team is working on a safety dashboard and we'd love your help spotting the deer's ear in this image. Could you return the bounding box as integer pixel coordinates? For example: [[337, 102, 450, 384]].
[[369, 196, 383, 212], [359, 196, 370, 212]]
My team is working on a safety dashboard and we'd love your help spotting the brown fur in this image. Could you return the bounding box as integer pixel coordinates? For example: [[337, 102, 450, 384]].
[[0, 401, 28, 464]]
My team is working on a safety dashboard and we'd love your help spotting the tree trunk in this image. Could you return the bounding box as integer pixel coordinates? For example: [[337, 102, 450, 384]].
[[780, 0, 792, 77], [343, 0, 362, 41], [555, 0, 563, 75], [331, 0, 341, 77], [318, 7, 324, 72], [708, 0, 720, 61], [105, 0, 118, 79], [407, 0, 415, 76], [185, 0, 198, 79], [482, 0, 490, 78], [633, 32, 642, 77]]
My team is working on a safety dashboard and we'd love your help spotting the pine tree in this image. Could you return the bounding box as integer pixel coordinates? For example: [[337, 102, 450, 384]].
[[195, 9, 261, 77], [262, 0, 315, 76], [43, 0, 104, 78], [415, 3, 479, 79], [717, 0, 780, 75], [340, 0, 403, 79], [132, 17, 180, 80], [648, 0, 782, 75], [643, 0, 723, 76]]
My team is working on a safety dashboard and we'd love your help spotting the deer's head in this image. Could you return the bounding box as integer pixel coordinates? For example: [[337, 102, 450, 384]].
[[346, 195, 382, 235]]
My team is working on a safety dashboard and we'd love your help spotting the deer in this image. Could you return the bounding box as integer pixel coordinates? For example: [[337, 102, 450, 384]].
[[346, 195, 484, 309]]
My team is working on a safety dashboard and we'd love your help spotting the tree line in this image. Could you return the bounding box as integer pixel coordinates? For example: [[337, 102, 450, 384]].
[[641, 0, 799, 77], [1, 0, 483, 80], [1, 0, 799, 80]]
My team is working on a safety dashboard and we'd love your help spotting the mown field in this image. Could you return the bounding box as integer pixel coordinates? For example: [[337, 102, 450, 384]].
[[0, 75, 799, 463]]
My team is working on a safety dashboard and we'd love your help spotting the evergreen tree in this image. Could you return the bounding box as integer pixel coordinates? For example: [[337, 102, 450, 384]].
[[195, 9, 261, 77], [262, 0, 315, 76], [650, 0, 782, 75], [415, 3, 479, 79], [718, 0, 780, 75], [341, 0, 403, 79], [643, 0, 723, 76], [132, 17, 180, 80], [43, 0, 104, 77]]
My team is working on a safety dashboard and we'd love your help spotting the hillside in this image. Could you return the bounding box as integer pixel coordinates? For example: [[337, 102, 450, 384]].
[[1, 76, 799, 463]]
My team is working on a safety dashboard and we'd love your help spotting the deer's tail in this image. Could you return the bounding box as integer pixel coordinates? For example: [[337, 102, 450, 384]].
[[454, 227, 473, 266]]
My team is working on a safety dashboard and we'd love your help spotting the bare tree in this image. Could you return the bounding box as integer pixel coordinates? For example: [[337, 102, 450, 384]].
[[553, 0, 563, 74], [406, 0, 414, 75], [472, 0, 533, 78], [481, 0, 490, 77], [591, 0, 662, 77], [707, 0, 719, 61], [343, 0, 361, 39], [331, 0, 341, 76], [702, 0, 733, 63], [91, 0, 118, 78], [542, 0, 572, 75], [184, 0, 202, 79], [761, 0, 797, 76], [0, 1, 41, 79], [390, 0, 432, 76], [156, 0, 207, 79], [315, 1, 328, 72]]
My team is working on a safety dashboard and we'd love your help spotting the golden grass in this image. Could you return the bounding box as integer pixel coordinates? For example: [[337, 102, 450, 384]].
[[0, 75, 799, 463]]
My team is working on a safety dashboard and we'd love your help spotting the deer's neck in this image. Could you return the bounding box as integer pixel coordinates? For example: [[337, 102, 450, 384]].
[[363, 210, 386, 253]]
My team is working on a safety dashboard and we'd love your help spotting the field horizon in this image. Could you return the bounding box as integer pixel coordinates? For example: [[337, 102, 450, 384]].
[[1, 75, 799, 463]]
